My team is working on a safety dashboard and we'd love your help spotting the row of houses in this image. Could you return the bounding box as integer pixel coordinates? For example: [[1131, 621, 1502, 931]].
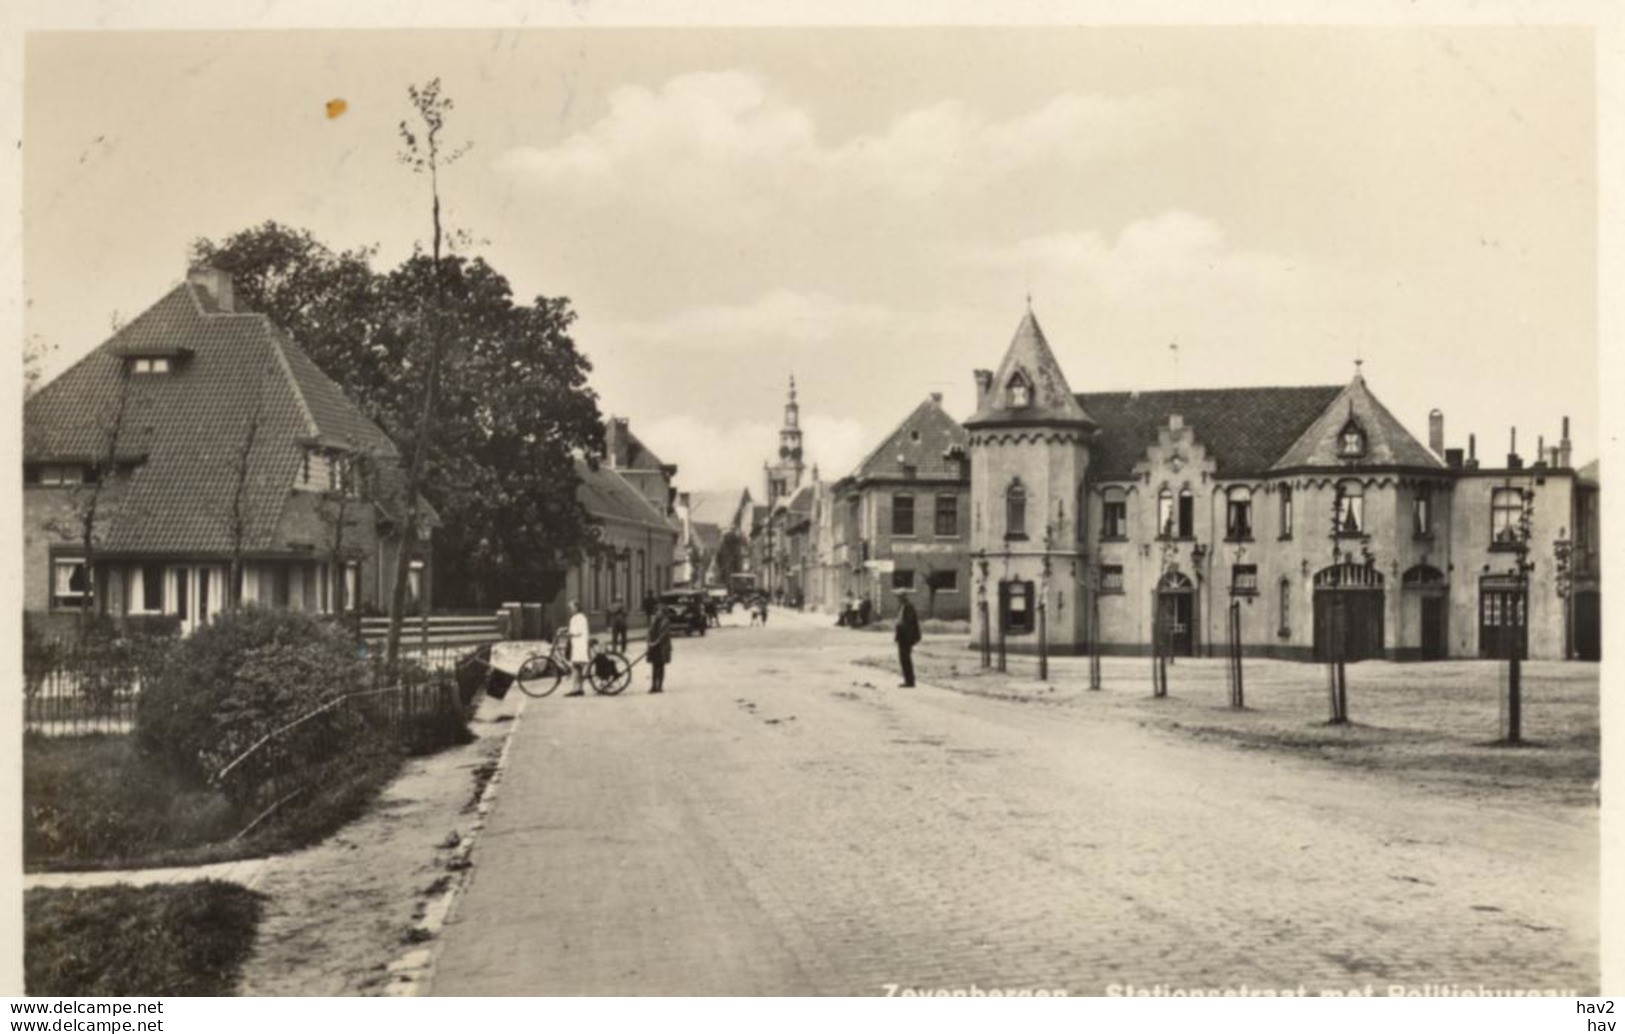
[[730, 309, 1601, 662], [22, 268, 681, 639]]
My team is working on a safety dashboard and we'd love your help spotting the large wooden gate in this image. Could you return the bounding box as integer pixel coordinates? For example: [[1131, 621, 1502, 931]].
[[1313, 562, 1385, 661]]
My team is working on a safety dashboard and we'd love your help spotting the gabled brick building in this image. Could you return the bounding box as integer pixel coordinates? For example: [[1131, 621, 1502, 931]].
[[814, 393, 972, 621], [967, 307, 1598, 661], [23, 268, 434, 634]]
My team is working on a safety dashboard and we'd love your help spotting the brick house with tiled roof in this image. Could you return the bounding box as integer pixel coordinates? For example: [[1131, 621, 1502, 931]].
[[810, 394, 973, 621], [555, 449, 680, 635], [966, 307, 1597, 661], [23, 268, 436, 634]]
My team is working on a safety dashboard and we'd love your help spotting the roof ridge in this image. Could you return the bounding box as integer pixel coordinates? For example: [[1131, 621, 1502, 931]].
[[261, 320, 322, 441], [851, 396, 939, 479]]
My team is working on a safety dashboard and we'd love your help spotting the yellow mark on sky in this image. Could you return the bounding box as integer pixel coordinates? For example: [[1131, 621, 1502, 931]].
[[326, 99, 348, 120]]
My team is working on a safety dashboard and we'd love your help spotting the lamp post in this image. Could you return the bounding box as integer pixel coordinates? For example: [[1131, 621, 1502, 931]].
[[975, 551, 991, 669], [1038, 552, 1052, 682], [1501, 487, 1535, 744]]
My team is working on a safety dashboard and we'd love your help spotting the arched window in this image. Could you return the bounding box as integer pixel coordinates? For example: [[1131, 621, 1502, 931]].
[[1075, 482, 1088, 542], [1007, 373, 1032, 409], [1101, 486, 1127, 539], [1278, 578, 1291, 636], [1226, 486, 1253, 540], [1006, 480, 1028, 541], [1338, 418, 1366, 459], [1157, 488, 1174, 538], [1177, 487, 1194, 538], [1491, 487, 1523, 546], [1335, 480, 1364, 535], [1278, 483, 1294, 538]]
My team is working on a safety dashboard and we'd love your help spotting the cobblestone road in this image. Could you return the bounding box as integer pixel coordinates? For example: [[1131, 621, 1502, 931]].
[[429, 610, 1597, 996]]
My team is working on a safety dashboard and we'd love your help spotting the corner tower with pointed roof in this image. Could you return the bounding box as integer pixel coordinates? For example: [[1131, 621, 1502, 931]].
[[965, 307, 1097, 652]]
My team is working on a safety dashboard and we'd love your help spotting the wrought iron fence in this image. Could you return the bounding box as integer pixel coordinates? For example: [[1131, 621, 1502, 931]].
[[212, 665, 474, 839], [23, 641, 169, 736]]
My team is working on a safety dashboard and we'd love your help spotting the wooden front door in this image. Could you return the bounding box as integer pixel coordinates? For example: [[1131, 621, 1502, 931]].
[[1155, 591, 1194, 657], [1574, 590, 1600, 661], [1478, 579, 1527, 659], [1420, 595, 1447, 660]]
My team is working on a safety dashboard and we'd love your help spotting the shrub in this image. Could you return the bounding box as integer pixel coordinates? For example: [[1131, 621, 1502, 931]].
[[136, 607, 368, 794], [26, 881, 264, 995]]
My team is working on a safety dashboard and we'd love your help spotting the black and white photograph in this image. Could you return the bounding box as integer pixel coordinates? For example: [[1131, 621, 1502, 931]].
[[4, 2, 1618, 1011]]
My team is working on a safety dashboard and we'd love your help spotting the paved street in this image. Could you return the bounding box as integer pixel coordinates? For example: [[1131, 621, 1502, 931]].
[[430, 610, 1597, 996]]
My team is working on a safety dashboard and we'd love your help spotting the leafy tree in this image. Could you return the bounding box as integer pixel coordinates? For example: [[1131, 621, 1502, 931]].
[[189, 247, 605, 609]]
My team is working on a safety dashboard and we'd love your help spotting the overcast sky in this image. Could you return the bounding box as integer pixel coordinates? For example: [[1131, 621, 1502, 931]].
[[23, 25, 1599, 493]]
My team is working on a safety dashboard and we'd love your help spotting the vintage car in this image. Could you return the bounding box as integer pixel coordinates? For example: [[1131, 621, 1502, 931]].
[[658, 590, 709, 636]]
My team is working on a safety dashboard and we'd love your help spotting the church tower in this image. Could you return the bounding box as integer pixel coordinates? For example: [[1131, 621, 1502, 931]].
[[764, 375, 807, 504], [965, 307, 1096, 653]]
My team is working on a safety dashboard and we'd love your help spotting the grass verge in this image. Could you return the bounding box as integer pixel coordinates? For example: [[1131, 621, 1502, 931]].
[[25, 733, 404, 871], [25, 881, 264, 995]]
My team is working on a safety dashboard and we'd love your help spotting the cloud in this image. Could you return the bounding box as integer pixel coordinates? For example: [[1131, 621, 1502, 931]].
[[643, 411, 870, 494], [496, 70, 1182, 225], [962, 210, 1306, 306], [594, 289, 916, 351]]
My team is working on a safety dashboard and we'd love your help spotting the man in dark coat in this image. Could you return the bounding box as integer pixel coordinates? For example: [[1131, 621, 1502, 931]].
[[647, 606, 674, 693], [895, 591, 921, 687], [608, 595, 629, 652]]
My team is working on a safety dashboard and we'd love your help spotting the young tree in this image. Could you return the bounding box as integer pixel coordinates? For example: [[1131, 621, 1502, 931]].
[[314, 442, 377, 620], [24, 335, 59, 399], [217, 368, 274, 612], [385, 78, 470, 666], [43, 363, 140, 639]]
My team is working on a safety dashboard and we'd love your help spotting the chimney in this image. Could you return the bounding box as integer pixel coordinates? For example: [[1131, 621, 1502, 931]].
[[1428, 409, 1444, 456], [186, 266, 235, 312], [1507, 427, 1521, 469], [1445, 448, 1464, 469], [1467, 433, 1479, 470], [1535, 435, 1546, 468], [1559, 416, 1573, 468], [973, 369, 993, 408], [605, 416, 630, 468], [930, 392, 943, 405]]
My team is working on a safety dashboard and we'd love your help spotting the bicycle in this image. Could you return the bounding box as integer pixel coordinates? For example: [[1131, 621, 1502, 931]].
[[515, 628, 639, 697]]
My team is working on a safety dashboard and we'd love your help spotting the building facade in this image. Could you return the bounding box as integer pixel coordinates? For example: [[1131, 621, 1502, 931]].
[[967, 308, 1597, 661], [23, 268, 433, 636], [811, 393, 973, 622]]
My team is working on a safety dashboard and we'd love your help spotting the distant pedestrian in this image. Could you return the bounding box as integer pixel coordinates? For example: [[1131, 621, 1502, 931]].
[[608, 594, 629, 653], [647, 606, 673, 693], [642, 590, 658, 624], [895, 591, 921, 688], [757, 595, 770, 626], [749, 597, 762, 627], [564, 599, 590, 697]]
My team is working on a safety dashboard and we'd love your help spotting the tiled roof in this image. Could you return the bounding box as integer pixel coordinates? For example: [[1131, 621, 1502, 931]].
[[25, 281, 412, 554], [1077, 385, 1343, 479], [786, 483, 816, 514], [966, 309, 1094, 428], [691, 521, 723, 552], [1272, 375, 1443, 471], [576, 459, 677, 535], [1576, 460, 1598, 486], [685, 488, 750, 530], [852, 396, 969, 482]]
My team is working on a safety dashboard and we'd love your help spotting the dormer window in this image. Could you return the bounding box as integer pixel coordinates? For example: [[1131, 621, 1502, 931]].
[[1007, 373, 1032, 409], [1337, 418, 1366, 459]]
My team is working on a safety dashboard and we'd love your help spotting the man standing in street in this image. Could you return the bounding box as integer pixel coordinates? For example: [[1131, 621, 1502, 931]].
[[608, 594, 629, 653], [895, 590, 921, 688], [647, 605, 673, 693], [564, 599, 591, 697]]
